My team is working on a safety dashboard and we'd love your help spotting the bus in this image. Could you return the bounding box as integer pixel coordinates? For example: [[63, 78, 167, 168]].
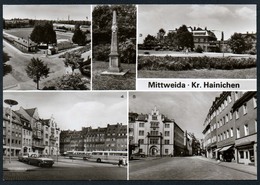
[[65, 151, 92, 160], [88, 151, 127, 164]]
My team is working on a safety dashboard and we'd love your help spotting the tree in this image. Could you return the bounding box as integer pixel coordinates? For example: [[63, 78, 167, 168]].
[[55, 74, 89, 90], [143, 34, 158, 49], [3, 51, 12, 76], [228, 33, 252, 54], [175, 25, 194, 50], [165, 31, 177, 48], [72, 27, 86, 46], [63, 52, 83, 74], [30, 22, 56, 46], [25, 57, 50, 89]]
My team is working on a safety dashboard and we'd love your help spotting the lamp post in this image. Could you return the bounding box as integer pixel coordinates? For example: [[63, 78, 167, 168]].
[[4, 99, 18, 163], [212, 30, 225, 57]]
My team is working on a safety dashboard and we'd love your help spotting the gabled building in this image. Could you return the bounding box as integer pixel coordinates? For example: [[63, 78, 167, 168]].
[[130, 107, 185, 157]]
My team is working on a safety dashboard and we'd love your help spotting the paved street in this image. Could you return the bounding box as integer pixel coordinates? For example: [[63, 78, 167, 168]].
[[129, 156, 257, 180], [3, 158, 127, 180]]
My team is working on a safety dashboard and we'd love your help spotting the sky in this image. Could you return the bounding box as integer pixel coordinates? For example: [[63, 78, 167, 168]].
[[138, 5, 256, 43], [3, 5, 91, 21], [129, 92, 221, 139], [3, 92, 127, 131]]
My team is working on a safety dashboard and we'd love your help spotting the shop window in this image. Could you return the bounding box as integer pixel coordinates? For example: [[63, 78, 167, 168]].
[[239, 151, 244, 159]]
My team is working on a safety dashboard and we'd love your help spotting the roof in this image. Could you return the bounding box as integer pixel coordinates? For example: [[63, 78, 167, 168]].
[[14, 38, 37, 47], [3, 107, 22, 125], [41, 119, 50, 126], [136, 114, 148, 121], [24, 108, 37, 117]]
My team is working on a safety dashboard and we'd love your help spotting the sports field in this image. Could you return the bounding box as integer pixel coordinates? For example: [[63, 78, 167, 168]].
[[4, 28, 72, 40]]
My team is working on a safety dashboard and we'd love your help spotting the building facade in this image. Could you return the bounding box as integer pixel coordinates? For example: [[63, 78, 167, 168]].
[[130, 107, 185, 157], [202, 92, 257, 166], [2, 106, 61, 156], [3, 108, 23, 157], [60, 123, 127, 153]]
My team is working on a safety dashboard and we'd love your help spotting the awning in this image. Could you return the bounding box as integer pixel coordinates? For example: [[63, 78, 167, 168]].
[[235, 141, 255, 148], [219, 145, 233, 152], [213, 148, 222, 152]]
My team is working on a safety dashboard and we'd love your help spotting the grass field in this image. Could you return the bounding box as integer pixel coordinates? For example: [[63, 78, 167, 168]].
[[5, 28, 72, 40], [138, 68, 257, 79], [92, 61, 136, 90]]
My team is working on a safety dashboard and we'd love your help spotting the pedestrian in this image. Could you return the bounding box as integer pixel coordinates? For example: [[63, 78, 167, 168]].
[[118, 158, 123, 167]]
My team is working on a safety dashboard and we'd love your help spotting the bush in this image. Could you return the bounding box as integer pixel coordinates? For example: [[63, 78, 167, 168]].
[[195, 46, 203, 53], [138, 56, 256, 71], [93, 39, 136, 64]]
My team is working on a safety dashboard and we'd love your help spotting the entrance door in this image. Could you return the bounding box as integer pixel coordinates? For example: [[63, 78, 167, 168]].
[[149, 146, 158, 156]]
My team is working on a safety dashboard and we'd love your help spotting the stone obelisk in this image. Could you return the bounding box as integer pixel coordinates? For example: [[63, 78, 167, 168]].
[[108, 11, 122, 73], [102, 10, 129, 76]]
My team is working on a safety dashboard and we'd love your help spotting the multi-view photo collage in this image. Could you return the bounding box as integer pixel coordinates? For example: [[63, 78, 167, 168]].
[[2, 4, 257, 181]]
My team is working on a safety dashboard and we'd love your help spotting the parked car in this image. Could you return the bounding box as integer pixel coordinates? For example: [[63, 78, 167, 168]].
[[28, 154, 54, 167], [130, 152, 145, 160], [18, 154, 29, 163]]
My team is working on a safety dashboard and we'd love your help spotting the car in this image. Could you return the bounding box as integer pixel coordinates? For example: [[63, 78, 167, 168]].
[[18, 154, 29, 163], [130, 152, 146, 160], [27, 154, 54, 167]]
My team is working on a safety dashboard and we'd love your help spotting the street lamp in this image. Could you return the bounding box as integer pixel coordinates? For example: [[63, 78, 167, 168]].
[[212, 30, 225, 57], [4, 99, 18, 163]]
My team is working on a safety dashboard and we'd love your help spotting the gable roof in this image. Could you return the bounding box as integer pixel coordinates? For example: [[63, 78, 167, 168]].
[[24, 108, 37, 117]]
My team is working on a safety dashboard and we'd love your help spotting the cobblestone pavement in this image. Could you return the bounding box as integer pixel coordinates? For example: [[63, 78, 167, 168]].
[[129, 156, 257, 180]]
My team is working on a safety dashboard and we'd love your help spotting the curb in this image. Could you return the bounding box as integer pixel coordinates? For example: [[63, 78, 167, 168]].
[[3, 167, 28, 172]]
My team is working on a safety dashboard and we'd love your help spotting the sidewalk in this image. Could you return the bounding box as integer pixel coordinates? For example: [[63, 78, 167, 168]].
[[196, 156, 257, 176], [3, 159, 38, 171]]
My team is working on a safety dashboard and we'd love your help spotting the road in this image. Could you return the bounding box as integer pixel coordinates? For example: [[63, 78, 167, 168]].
[[3, 35, 90, 90], [129, 156, 257, 180], [3, 158, 127, 180]]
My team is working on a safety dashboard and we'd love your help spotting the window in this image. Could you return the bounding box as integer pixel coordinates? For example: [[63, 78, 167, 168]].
[[165, 124, 170, 128], [220, 134, 223, 141], [165, 131, 170, 136], [152, 115, 157, 120], [223, 132, 226, 140], [139, 130, 144, 136], [218, 135, 220, 142], [228, 95, 232, 103], [220, 119, 222, 127], [150, 122, 159, 128], [237, 128, 240, 138], [150, 139, 158, 144], [222, 103, 225, 110], [151, 131, 158, 136], [45, 134, 48, 138], [243, 103, 247, 115], [224, 100, 228, 107], [235, 92, 239, 101], [226, 130, 229, 139], [164, 140, 170, 144], [253, 97, 257, 108], [255, 120, 257, 133], [235, 109, 239, 120], [230, 128, 234, 137], [139, 139, 144, 144], [139, 123, 144, 127], [244, 124, 249, 136], [225, 114, 229, 123], [165, 149, 169, 154], [229, 111, 233, 120]]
